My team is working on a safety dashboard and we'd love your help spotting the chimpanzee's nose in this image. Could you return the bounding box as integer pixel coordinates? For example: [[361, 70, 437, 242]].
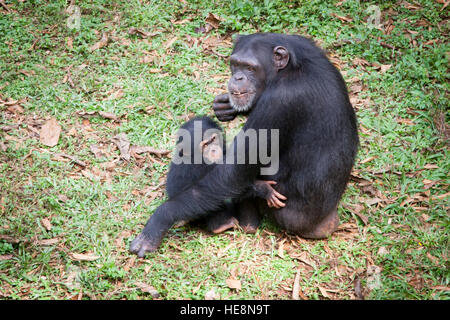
[[234, 72, 244, 81]]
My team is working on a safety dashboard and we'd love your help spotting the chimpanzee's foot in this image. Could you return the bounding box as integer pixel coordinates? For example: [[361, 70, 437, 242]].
[[237, 199, 261, 234], [129, 233, 159, 258], [241, 224, 258, 234], [211, 217, 238, 234], [302, 209, 339, 239]]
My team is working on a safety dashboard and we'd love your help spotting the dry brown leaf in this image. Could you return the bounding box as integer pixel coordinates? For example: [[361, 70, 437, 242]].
[[226, 278, 241, 291], [377, 246, 388, 256], [90, 33, 109, 51], [0, 141, 6, 152], [364, 198, 383, 206], [35, 238, 59, 246], [366, 265, 382, 290], [423, 39, 439, 46], [354, 211, 369, 225], [40, 118, 61, 147], [431, 285, 450, 291], [360, 156, 376, 164], [292, 269, 301, 300], [396, 118, 415, 125], [111, 133, 131, 161], [432, 192, 450, 200], [330, 12, 353, 23], [121, 256, 135, 273], [318, 286, 331, 299], [295, 252, 317, 268], [400, 192, 430, 206], [90, 145, 105, 158], [76, 110, 97, 117], [128, 27, 159, 38], [278, 240, 285, 258], [135, 282, 160, 298], [1, 97, 27, 106], [423, 179, 439, 190], [144, 265, 151, 274], [54, 153, 86, 167], [426, 253, 439, 265], [140, 55, 154, 64], [205, 288, 218, 300], [350, 83, 363, 93], [354, 276, 364, 300], [41, 218, 52, 231], [0, 235, 21, 244], [106, 89, 124, 100], [67, 37, 73, 49], [98, 111, 118, 120], [0, 254, 13, 261], [173, 18, 191, 25], [441, 1, 450, 11], [81, 169, 99, 181], [337, 222, 358, 232], [6, 104, 24, 114], [380, 64, 392, 73], [70, 252, 100, 261], [401, 1, 421, 10], [67, 127, 77, 136], [19, 69, 36, 77], [130, 145, 170, 157], [205, 12, 222, 29], [164, 37, 178, 50], [0, 0, 11, 12], [0, 124, 19, 132], [353, 57, 371, 68]]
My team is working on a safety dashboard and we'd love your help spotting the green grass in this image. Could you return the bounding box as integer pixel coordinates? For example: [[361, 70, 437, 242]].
[[0, 0, 448, 299]]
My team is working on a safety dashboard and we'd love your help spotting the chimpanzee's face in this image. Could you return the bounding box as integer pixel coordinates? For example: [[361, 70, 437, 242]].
[[200, 133, 222, 164], [228, 50, 265, 113], [227, 44, 289, 113]]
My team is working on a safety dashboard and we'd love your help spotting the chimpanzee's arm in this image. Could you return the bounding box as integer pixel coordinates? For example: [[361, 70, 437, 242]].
[[130, 99, 292, 257], [130, 162, 257, 257]]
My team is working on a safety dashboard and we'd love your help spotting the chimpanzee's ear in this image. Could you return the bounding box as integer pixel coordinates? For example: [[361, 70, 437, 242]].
[[273, 46, 289, 70]]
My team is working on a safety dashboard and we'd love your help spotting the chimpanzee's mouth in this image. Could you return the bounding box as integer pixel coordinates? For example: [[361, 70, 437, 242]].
[[231, 91, 248, 97], [231, 90, 256, 98]]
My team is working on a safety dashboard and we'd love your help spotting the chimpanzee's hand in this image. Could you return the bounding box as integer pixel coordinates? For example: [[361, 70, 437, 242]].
[[255, 180, 287, 209], [129, 205, 171, 258], [213, 93, 237, 122], [129, 232, 159, 258]]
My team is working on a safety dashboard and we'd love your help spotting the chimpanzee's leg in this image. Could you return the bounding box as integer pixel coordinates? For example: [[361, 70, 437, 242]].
[[199, 202, 238, 234], [236, 198, 261, 234]]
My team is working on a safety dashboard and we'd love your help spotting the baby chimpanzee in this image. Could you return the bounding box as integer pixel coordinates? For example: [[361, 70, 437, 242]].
[[166, 116, 286, 233]]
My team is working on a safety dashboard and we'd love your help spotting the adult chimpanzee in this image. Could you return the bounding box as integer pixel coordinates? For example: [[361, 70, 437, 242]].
[[166, 115, 287, 234], [130, 33, 359, 258]]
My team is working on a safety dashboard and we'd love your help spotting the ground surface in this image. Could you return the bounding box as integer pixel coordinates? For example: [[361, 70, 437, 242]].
[[0, 0, 448, 299]]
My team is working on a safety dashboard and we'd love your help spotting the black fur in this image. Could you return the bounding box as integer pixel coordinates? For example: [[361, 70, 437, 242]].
[[165, 116, 235, 233], [166, 116, 224, 199], [130, 33, 359, 257]]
